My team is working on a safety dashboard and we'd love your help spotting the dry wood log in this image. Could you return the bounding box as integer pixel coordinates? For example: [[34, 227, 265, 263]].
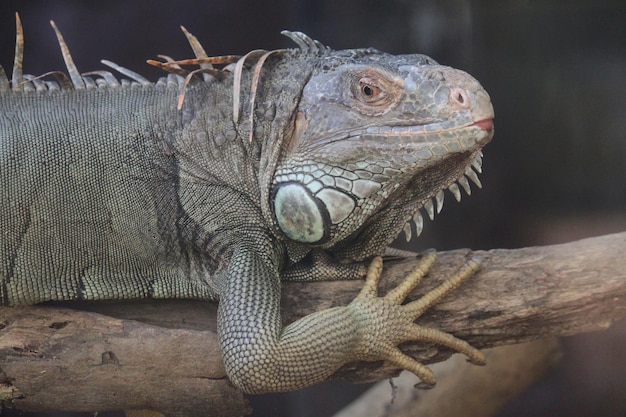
[[0, 232, 624, 416]]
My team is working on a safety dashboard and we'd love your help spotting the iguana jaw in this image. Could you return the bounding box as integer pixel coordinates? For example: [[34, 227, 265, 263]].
[[391, 113, 495, 242], [271, 119, 493, 248], [393, 146, 488, 243], [349, 120, 493, 248]]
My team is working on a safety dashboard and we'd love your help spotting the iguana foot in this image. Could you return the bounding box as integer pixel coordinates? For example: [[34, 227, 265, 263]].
[[349, 253, 485, 387]]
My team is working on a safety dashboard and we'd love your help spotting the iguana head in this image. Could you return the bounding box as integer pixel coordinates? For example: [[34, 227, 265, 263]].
[[269, 37, 494, 258]]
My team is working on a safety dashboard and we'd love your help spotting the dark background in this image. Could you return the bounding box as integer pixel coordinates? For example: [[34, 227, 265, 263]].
[[1, 1, 624, 416]]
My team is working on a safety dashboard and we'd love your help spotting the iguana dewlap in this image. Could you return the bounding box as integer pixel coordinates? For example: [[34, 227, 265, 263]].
[[0, 15, 494, 393]]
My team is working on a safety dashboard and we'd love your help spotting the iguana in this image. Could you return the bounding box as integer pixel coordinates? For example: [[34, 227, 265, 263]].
[[0, 14, 494, 394]]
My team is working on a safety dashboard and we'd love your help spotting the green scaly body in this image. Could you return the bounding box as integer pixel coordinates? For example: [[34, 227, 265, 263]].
[[0, 18, 494, 393]]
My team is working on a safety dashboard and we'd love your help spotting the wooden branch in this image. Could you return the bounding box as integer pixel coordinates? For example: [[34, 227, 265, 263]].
[[332, 338, 563, 417], [0, 232, 625, 416]]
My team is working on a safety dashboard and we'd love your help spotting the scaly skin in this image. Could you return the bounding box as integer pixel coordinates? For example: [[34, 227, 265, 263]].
[[0, 18, 494, 393]]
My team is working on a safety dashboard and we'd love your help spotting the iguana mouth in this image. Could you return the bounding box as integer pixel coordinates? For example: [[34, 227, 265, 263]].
[[472, 118, 494, 131], [396, 149, 485, 242], [301, 118, 493, 151]]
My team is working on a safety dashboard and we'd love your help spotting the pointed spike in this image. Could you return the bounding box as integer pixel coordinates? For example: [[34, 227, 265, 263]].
[[314, 39, 327, 51], [101, 60, 151, 85], [50, 20, 85, 89], [299, 32, 319, 50], [472, 155, 483, 173], [449, 183, 462, 202], [465, 168, 482, 188], [23, 74, 46, 91], [82, 70, 121, 87], [435, 190, 445, 214], [232, 55, 246, 123], [176, 68, 221, 110], [281, 30, 309, 50], [180, 26, 209, 60], [21, 77, 34, 92], [423, 199, 435, 221], [157, 55, 178, 65], [171, 67, 227, 110], [156, 55, 185, 84], [46, 80, 60, 91], [232, 50, 266, 124], [166, 73, 179, 88], [81, 75, 96, 89], [458, 176, 472, 195], [156, 56, 241, 67], [0, 65, 9, 92], [18, 70, 73, 90], [146, 59, 190, 77], [247, 49, 282, 142], [12, 12, 24, 91], [403, 222, 412, 242], [180, 26, 212, 81], [413, 212, 424, 237], [281, 31, 328, 54]]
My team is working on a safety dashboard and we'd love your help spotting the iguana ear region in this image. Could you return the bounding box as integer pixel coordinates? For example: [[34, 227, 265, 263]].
[[272, 176, 377, 244], [271, 163, 384, 244], [271, 182, 334, 243]]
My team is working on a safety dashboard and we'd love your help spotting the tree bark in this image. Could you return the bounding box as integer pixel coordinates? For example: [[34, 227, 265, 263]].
[[0, 232, 625, 416], [332, 338, 563, 417]]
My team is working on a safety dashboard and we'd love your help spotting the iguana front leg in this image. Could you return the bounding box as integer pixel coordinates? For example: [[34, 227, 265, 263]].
[[219, 245, 484, 394]]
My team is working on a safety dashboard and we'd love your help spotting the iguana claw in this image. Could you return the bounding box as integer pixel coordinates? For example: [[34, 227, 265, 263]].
[[349, 253, 485, 387]]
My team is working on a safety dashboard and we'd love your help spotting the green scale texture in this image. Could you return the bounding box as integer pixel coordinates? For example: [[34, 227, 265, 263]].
[[0, 27, 494, 393]]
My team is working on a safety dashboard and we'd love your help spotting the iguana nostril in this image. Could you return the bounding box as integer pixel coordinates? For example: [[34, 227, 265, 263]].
[[450, 88, 469, 107]]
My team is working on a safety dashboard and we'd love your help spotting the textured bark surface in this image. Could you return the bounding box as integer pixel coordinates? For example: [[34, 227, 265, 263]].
[[0, 232, 624, 416], [332, 338, 563, 417]]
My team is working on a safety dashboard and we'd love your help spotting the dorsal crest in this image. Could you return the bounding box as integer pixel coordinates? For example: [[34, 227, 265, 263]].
[[0, 14, 329, 144]]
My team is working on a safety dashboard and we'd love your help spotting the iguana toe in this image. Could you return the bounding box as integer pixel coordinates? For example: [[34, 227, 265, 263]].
[[349, 253, 485, 386]]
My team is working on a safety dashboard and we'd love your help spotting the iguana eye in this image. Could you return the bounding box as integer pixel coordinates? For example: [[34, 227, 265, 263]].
[[360, 82, 380, 99], [349, 70, 400, 115], [356, 77, 385, 104]]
